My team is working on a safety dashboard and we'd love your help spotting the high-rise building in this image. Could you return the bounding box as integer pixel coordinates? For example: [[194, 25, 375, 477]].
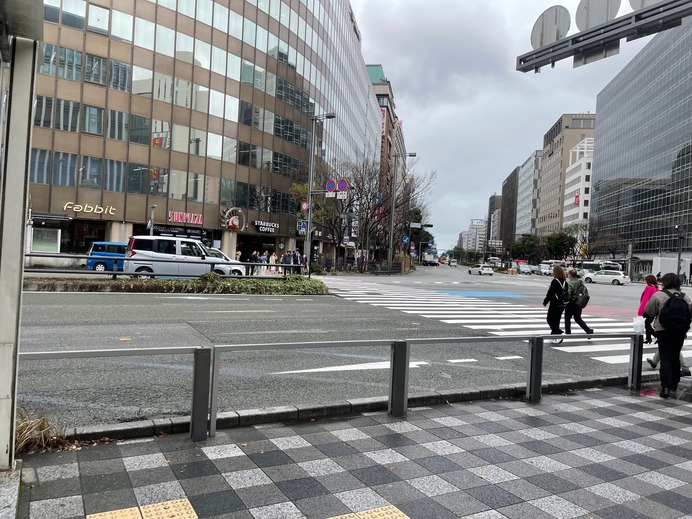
[[536, 114, 595, 236], [500, 167, 518, 249], [591, 19, 692, 271], [515, 150, 541, 238], [28, 0, 381, 260], [563, 138, 593, 229]]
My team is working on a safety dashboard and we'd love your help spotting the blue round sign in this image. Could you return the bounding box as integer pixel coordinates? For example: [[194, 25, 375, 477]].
[[337, 179, 349, 192], [325, 179, 336, 192], [402, 236, 409, 244]]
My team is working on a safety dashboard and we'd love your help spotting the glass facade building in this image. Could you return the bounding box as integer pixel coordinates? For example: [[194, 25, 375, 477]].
[[591, 19, 692, 261], [29, 0, 381, 257]]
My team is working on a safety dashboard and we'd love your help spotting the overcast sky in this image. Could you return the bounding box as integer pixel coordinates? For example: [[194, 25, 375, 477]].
[[349, 0, 652, 252]]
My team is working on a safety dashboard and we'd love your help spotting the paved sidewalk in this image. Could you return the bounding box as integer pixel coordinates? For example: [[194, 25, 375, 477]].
[[13, 385, 692, 519]]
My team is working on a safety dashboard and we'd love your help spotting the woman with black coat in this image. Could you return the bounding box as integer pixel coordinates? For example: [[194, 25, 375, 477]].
[[543, 265, 568, 343]]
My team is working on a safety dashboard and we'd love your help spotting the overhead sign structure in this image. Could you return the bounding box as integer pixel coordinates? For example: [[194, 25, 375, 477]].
[[517, 0, 692, 72]]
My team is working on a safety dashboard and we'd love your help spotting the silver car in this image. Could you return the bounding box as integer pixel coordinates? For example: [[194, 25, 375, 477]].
[[583, 270, 630, 285]]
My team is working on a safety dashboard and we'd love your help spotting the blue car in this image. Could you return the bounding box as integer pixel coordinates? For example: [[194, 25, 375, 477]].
[[86, 241, 127, 272]]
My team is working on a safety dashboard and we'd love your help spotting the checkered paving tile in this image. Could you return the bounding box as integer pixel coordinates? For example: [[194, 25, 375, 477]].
[[17, 387, 692, 518]]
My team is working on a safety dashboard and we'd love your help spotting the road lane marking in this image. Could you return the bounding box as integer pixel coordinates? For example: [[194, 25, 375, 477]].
[[272, 361, 429, 374]]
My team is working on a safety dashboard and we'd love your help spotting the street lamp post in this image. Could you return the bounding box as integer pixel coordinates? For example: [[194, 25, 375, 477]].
[[388, 152, 416, 272], [305, 112, 336, 275], [676, 224, 684, 276], [149, 205, 157, 236]]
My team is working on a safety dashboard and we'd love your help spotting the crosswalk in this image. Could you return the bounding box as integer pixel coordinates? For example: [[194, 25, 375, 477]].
[[324, 278, 692, 367]]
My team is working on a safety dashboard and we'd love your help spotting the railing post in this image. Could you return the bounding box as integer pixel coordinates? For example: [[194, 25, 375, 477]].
[[527, 336, 544, 403], [191, 347, 211, 441], [208, 346, 219, 437], [111, 258, 118, 280], [389, 340, 410, 417], [628, 333, 644, 390]]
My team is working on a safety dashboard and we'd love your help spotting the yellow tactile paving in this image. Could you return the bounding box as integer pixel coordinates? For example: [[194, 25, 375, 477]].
[[328, 505, 410, 519], [86, 507, 143, 519], [140, 498, 198, 519]]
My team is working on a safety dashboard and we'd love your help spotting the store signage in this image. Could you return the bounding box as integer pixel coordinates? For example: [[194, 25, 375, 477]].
[[168, 211, 203, 224], [62, 202, 116, 215], [254, 220, 279, 233]]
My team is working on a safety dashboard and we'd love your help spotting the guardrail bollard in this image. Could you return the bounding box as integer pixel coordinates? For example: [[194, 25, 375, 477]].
[[111, 260, 118, 280], [191, 347, 212, 441], [628, 333, 644, 391], [389, 340, 410, 417], [527, 337, 544, 403]]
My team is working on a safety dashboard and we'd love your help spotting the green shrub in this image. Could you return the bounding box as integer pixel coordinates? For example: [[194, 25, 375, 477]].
[[309, 262, 325, 275]]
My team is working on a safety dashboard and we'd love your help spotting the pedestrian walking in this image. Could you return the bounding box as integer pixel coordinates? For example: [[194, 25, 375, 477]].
[[564, 269, 594, 336], [269, 252, 277, 273], [643, 274, 692, 376], [639, 274, 659, 345], [644, 272, 692, 398], [543, 265, 568, 343]]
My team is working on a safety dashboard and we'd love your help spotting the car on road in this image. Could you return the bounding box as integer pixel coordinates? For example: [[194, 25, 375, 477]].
[[124, 236, 246, 277], [578, 268, 595, 278], [583, 270, 630, 285], [86, 241, 127, 272], [469, 264, 494, 276], [449, 259, 458, 267], [518, 263, 532, 275]]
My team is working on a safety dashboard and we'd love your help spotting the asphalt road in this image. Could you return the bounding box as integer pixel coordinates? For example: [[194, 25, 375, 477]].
[[17, 267, 646, 429]]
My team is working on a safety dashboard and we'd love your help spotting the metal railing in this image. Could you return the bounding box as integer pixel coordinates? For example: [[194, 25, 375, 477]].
[[18, 333, 645, 442]]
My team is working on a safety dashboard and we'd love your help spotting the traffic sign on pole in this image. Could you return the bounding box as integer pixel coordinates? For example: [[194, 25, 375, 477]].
[[402, 236, 409, 244], [337, 179, 349, 192], [325, 179, 336, 192]]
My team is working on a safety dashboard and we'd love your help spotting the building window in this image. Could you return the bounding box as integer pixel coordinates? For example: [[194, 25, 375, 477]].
[[585, 187, 590, 194], [151, 120, 171, 149], [129, 114, 150, 145], [79, 156, 102, 189], [127, 163, 149, 194], [108, 110, 128, 141], [109, 60, 131, 92], [82, 106, 103, 135], [87, 4, 109, 34], [85, 55, 106, 84], [222, 136, 237, 163], [58, 47, 83, 81], [149, 167, 169, 197], [583, 200, 589, 207], [132, 66, 153, 97], [155, 25, 175, 58], [55, 100, 81, 132], [34, 96, 53, 128], [44, 0, 60, 23], [52, 152, 79, 187], [29, 149, 51, 184], [62, 0, 86, 30], [134, 18, 155, 50], [38, 43, 57, 76], [105, 159, 126, 192], [168, 169, 187, 200], [111, 11, 133, 42], [153, 72, 173, 103], [583, 212, 588, 220]]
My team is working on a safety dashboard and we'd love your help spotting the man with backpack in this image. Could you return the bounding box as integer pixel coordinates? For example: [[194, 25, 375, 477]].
[[564, 269, 594, 337], [644, 272, 692, 398]]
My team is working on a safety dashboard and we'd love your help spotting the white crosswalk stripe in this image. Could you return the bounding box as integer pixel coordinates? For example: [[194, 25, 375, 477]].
[[322, 278, 692, 367]]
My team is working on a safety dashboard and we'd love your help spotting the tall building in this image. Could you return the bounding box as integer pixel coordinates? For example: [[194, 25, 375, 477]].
[[536, 114, 595, 236], [563, 138, 593, 230], [28, 0, 381, 260], [591, 19, 692, 270], [515, 150, 541, 237], [500, 167, 518, 249]]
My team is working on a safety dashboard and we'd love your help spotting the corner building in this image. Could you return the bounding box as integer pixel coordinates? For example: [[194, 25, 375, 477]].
[[29, 0, 381, 259]]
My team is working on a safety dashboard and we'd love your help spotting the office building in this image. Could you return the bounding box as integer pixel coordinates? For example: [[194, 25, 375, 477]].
[[536, 113, 595, 236], [591, 19, 692, 271], [515, 150, 541, 237], [28, 0, 381, 260]]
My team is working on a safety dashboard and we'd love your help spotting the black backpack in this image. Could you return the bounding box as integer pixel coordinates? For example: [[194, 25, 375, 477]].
[[572, 280, 590, 308], [658, 290, 691, 333], [556, 280, 571, 308]]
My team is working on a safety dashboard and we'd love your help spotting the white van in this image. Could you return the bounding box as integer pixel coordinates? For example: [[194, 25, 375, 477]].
[[123, 236, 245, 277], [449, 259, 458, 267]]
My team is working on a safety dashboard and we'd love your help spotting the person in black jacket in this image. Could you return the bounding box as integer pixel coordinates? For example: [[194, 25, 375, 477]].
[[543, 265, 568, 343]]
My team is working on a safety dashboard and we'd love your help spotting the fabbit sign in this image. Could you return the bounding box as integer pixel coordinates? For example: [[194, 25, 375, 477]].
[[63, 202, 116, 215]]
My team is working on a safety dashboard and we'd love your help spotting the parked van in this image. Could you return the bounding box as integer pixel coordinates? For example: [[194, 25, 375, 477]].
[[86, 241, 127, 272], [123, 236, 245, 277], [449, 259, 458, 267]]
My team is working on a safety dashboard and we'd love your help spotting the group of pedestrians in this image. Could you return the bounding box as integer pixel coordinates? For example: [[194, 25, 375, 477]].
[[238, 250, 306, 275], [543, 266, 594, 344], [543, 266, 692, 399]]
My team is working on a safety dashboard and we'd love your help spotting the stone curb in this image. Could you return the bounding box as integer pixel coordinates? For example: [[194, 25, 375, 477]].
[[65, 375, 656, 442]]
